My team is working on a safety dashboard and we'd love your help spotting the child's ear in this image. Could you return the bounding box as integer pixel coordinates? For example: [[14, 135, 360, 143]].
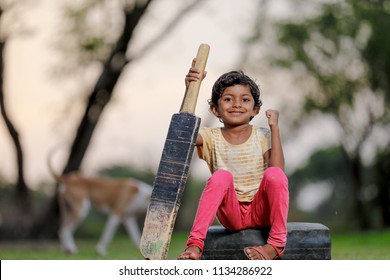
[[253, 105, 260, 116], [210, 105, 220, 117]]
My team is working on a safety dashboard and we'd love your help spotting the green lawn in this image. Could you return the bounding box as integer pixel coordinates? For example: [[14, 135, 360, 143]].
[[1, 230, 389, 260], [0, 232, 188, 260], [330, 229, 390, 259]]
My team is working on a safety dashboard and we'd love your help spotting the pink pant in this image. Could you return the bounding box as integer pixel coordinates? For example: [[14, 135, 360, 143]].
[[186, 167, 289, 251]]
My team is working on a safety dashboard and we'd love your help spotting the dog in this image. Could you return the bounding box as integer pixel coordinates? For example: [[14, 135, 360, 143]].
[[48, 153, 153, 256]]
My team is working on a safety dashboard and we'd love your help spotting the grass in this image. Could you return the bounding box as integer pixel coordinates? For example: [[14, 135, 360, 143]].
[[0, 232, 188, 260], [331, 229, 390, 259], [1, 230, 390, 260]]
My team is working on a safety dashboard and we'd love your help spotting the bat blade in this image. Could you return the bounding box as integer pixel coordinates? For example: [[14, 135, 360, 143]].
[[140, 44, 209, 260], [140, 113, 201, 260]]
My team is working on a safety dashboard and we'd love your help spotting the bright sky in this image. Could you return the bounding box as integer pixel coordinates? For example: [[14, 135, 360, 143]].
[[0, 0, 340, 189]]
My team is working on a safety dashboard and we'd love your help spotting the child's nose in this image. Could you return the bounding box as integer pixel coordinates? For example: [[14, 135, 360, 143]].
[[232, 99, 242, 107]]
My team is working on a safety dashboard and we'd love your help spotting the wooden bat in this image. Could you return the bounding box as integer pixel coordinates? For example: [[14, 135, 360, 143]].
[[140, 44, 210, 260]]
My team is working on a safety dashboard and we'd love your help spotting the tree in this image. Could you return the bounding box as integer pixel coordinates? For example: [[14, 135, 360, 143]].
[[32, 0, 207, 238], [374, 147, 390, 226], [287, 146, 353, 227], [0, 1, 33, 237], [243, 0, 390, 229], [61, 0, 207, 174], [62, 0, 154, 174]]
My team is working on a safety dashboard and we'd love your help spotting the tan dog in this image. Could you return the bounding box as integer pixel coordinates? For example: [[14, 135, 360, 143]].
[[48, 157, 152, 255]]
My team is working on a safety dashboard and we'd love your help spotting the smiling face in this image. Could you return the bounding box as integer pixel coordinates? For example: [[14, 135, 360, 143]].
[[211, 84, 260, 127]]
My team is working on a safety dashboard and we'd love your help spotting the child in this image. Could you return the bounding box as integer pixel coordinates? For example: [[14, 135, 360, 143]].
[[177, 59, 289, 260]]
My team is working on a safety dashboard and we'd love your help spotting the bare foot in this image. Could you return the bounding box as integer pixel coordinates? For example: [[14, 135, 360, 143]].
[[177, 246, 201, 260], [245, 244, 283, 260]]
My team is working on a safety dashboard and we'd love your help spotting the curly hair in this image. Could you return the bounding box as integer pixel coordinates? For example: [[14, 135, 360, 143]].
[[209, 71, 262, 108]]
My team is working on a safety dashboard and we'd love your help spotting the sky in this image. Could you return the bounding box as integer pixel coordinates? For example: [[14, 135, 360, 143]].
[[0, 0, 340, 197]]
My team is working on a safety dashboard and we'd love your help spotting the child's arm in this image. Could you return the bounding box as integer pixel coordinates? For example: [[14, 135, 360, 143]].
[[195, 134, 203, 146], [265, 109, 285, 170]]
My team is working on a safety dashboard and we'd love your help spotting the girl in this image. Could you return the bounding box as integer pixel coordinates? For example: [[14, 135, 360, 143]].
[[178, 59, 289, 260]]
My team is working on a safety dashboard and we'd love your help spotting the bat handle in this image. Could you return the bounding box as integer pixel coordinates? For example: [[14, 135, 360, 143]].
[[180, 43, 210, 114]]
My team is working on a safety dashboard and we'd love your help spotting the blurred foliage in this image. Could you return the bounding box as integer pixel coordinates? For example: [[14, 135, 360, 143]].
[[288, 144, 390, 231], [2, 0, 207, 240], [276, 0, 390, 122], [255, 0, 390, 230], [288, 146, 356, 231], [98, 165, 156, 185], [289, 146, 349, 183], [279, 0, 390, 229], [52, 0, 123, 77], [373, 147, 390, 226]]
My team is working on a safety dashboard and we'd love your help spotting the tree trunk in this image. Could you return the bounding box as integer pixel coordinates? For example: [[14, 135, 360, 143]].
[[379, 184, 390, 227], [340, 146, 370, 229], [31, 1, 153, 238], [63, 1, 153, 174], [375, 150, 390, 227], [349, 152, 370, 229], [0, 29, 33, 238]]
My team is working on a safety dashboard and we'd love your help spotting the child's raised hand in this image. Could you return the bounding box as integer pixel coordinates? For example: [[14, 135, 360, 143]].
[[185, 58, 207, 88], [265, 109, 279, 128]]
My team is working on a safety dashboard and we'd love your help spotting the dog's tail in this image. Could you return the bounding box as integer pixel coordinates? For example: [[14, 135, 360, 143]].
[[47, 144, 65, 182]]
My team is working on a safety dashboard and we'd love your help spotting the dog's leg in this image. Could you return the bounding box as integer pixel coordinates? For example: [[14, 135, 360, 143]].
[[123, 216, 141, 247], [59, 223, 78, 254], [96, 214, 121, 256], [58, 195, 90, 254], [58, 191, 79, 254]]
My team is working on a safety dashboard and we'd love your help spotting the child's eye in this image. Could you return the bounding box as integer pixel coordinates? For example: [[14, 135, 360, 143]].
[[243, 98, 250, 102], [223, 97, 232, 102]]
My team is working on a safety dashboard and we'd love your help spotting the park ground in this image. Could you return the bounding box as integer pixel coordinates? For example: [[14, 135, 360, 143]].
[[1, 229, 390, 260]]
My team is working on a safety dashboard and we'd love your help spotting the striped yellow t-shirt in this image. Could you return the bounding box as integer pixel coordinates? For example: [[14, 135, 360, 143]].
[[198, 126, 271, 202]]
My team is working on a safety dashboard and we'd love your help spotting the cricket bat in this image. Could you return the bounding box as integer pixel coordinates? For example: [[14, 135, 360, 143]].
[[140, 44, 210, 260]]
